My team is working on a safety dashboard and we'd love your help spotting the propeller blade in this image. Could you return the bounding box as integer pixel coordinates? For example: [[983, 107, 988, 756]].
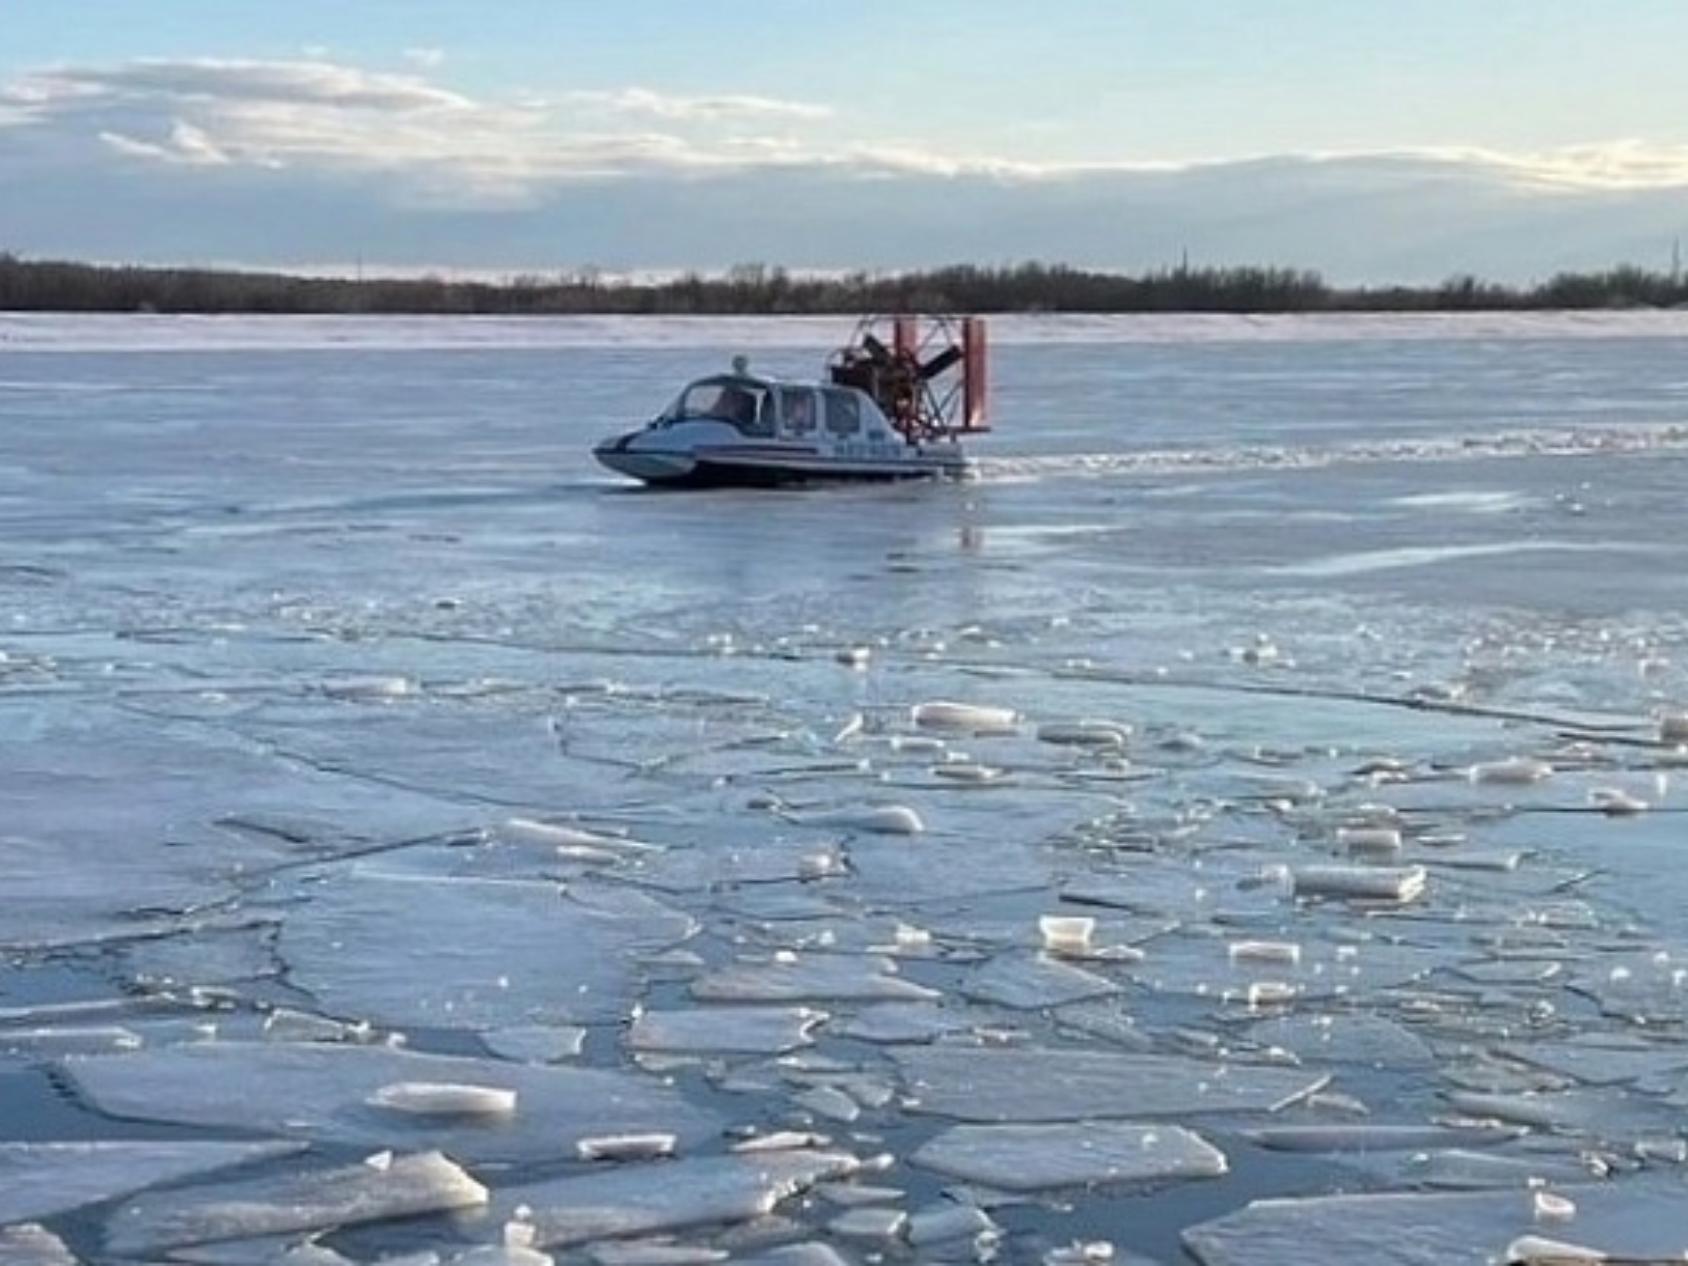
[[860, 334, 894, 364], [918, 346, 964, 379]]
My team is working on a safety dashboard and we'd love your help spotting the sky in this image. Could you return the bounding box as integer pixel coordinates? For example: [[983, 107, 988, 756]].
[[3, 1, 1688, 281]]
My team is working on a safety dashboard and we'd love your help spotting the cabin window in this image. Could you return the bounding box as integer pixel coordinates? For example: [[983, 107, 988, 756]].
[[780, 388, 818, 435], [824, 389, 862, 437], [675, 380, 771, 436]]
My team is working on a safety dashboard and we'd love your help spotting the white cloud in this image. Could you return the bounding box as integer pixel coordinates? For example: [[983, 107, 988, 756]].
[[403, 48, 446, 69], [567, 86, 832, 122]]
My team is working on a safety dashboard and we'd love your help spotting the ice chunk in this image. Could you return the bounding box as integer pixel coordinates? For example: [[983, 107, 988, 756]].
[[104, 1151, 486, 1254], [932, 762, 1004, 783], [577, 1134, 678, 1162], [501, 818, 658, 855], [278, 871, 694, 1027], [65, 1042, 717, 1164], [1228, 941, 1301, 966], [495, 1151, 860, 1248], [912, 701, 1018, 732], [1336, 827, 1402, 854], [960, 955, 1120, 1010], [1037, 721, 1131, 749], [790, 805, 924, 835], [1039, 916, 1097, 956], [895, 1047, 1328, 1121], [481, 1025, 587, 1063], [321, 675, 414, 700], [1504, 1235, 1604, 1264], [0, 1225, 76, 1266], [629, 1007, 824, 1055], [907, 1202, 1000, 1246], [368, 1082, 517, 1118], [827, 1207, 906, 1239], [1589, 788, 1648, 815], [1469, 759, 1553, 786], [1292, 865, 1427, 903], [693, 954, 938, 1004], [263, 1008, 372, 1044], [0, 1140, 303, 1224], [912, 1122, 1227, 1191]]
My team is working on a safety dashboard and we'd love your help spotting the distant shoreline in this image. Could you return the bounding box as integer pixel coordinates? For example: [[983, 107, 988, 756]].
[[4, 254, 1687, 316]]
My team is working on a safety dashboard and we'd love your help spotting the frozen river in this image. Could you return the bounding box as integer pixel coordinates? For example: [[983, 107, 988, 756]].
[[1, 312, 1687, 1264]]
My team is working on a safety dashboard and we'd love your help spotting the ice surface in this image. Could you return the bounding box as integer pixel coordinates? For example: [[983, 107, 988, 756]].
[[912, 1123, 1227, 1191], [65, 1042, 718, 1163], [19, 313, 1688, 1261], [895, 1047, 1329, 1121], [0, 1140, 302, 1224], [105, 1150, 487, 1253], [278, 871, 695, 1028], [1182, 1183, 1688, 1266], [493, 1151, 860, 1248]]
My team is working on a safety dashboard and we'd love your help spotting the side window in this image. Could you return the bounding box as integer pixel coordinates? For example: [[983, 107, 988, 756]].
[[824, 389, 861, 437], [781, 389, 817, 435]]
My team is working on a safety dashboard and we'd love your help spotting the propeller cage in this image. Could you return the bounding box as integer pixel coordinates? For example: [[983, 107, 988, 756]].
[[828, 315, 989, 442]]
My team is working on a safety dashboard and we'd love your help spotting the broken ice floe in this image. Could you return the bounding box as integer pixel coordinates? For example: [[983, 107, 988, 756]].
[[490, 1150, 860, 1248], [65, 1042, 717, 1163], [692, 954, 938, 1004], [628, 1007, 826, 1055], [0, 1140, 303, 1225], [912, 1122, 1227, 1191], [278, 870, 695, 1027], [105, 1150, 486, 1254], [959, 955, 1121, 1010], [1182, 1182, 1688, 1266], [895, 1046, 1328, 1120]]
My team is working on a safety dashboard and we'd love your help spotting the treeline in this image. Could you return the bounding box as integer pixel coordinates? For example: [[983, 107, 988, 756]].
[[3, 254, 1688, 315]]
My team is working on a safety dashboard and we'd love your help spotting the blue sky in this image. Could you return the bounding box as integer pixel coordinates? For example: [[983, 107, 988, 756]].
[[4, 2, 1688, 278]]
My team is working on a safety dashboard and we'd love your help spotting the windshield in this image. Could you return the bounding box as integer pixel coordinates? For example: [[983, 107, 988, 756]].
[[663, 378, 772, 434]]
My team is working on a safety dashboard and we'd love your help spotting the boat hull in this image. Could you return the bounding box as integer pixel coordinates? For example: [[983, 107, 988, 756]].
[[594, 441, 970, 488]]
